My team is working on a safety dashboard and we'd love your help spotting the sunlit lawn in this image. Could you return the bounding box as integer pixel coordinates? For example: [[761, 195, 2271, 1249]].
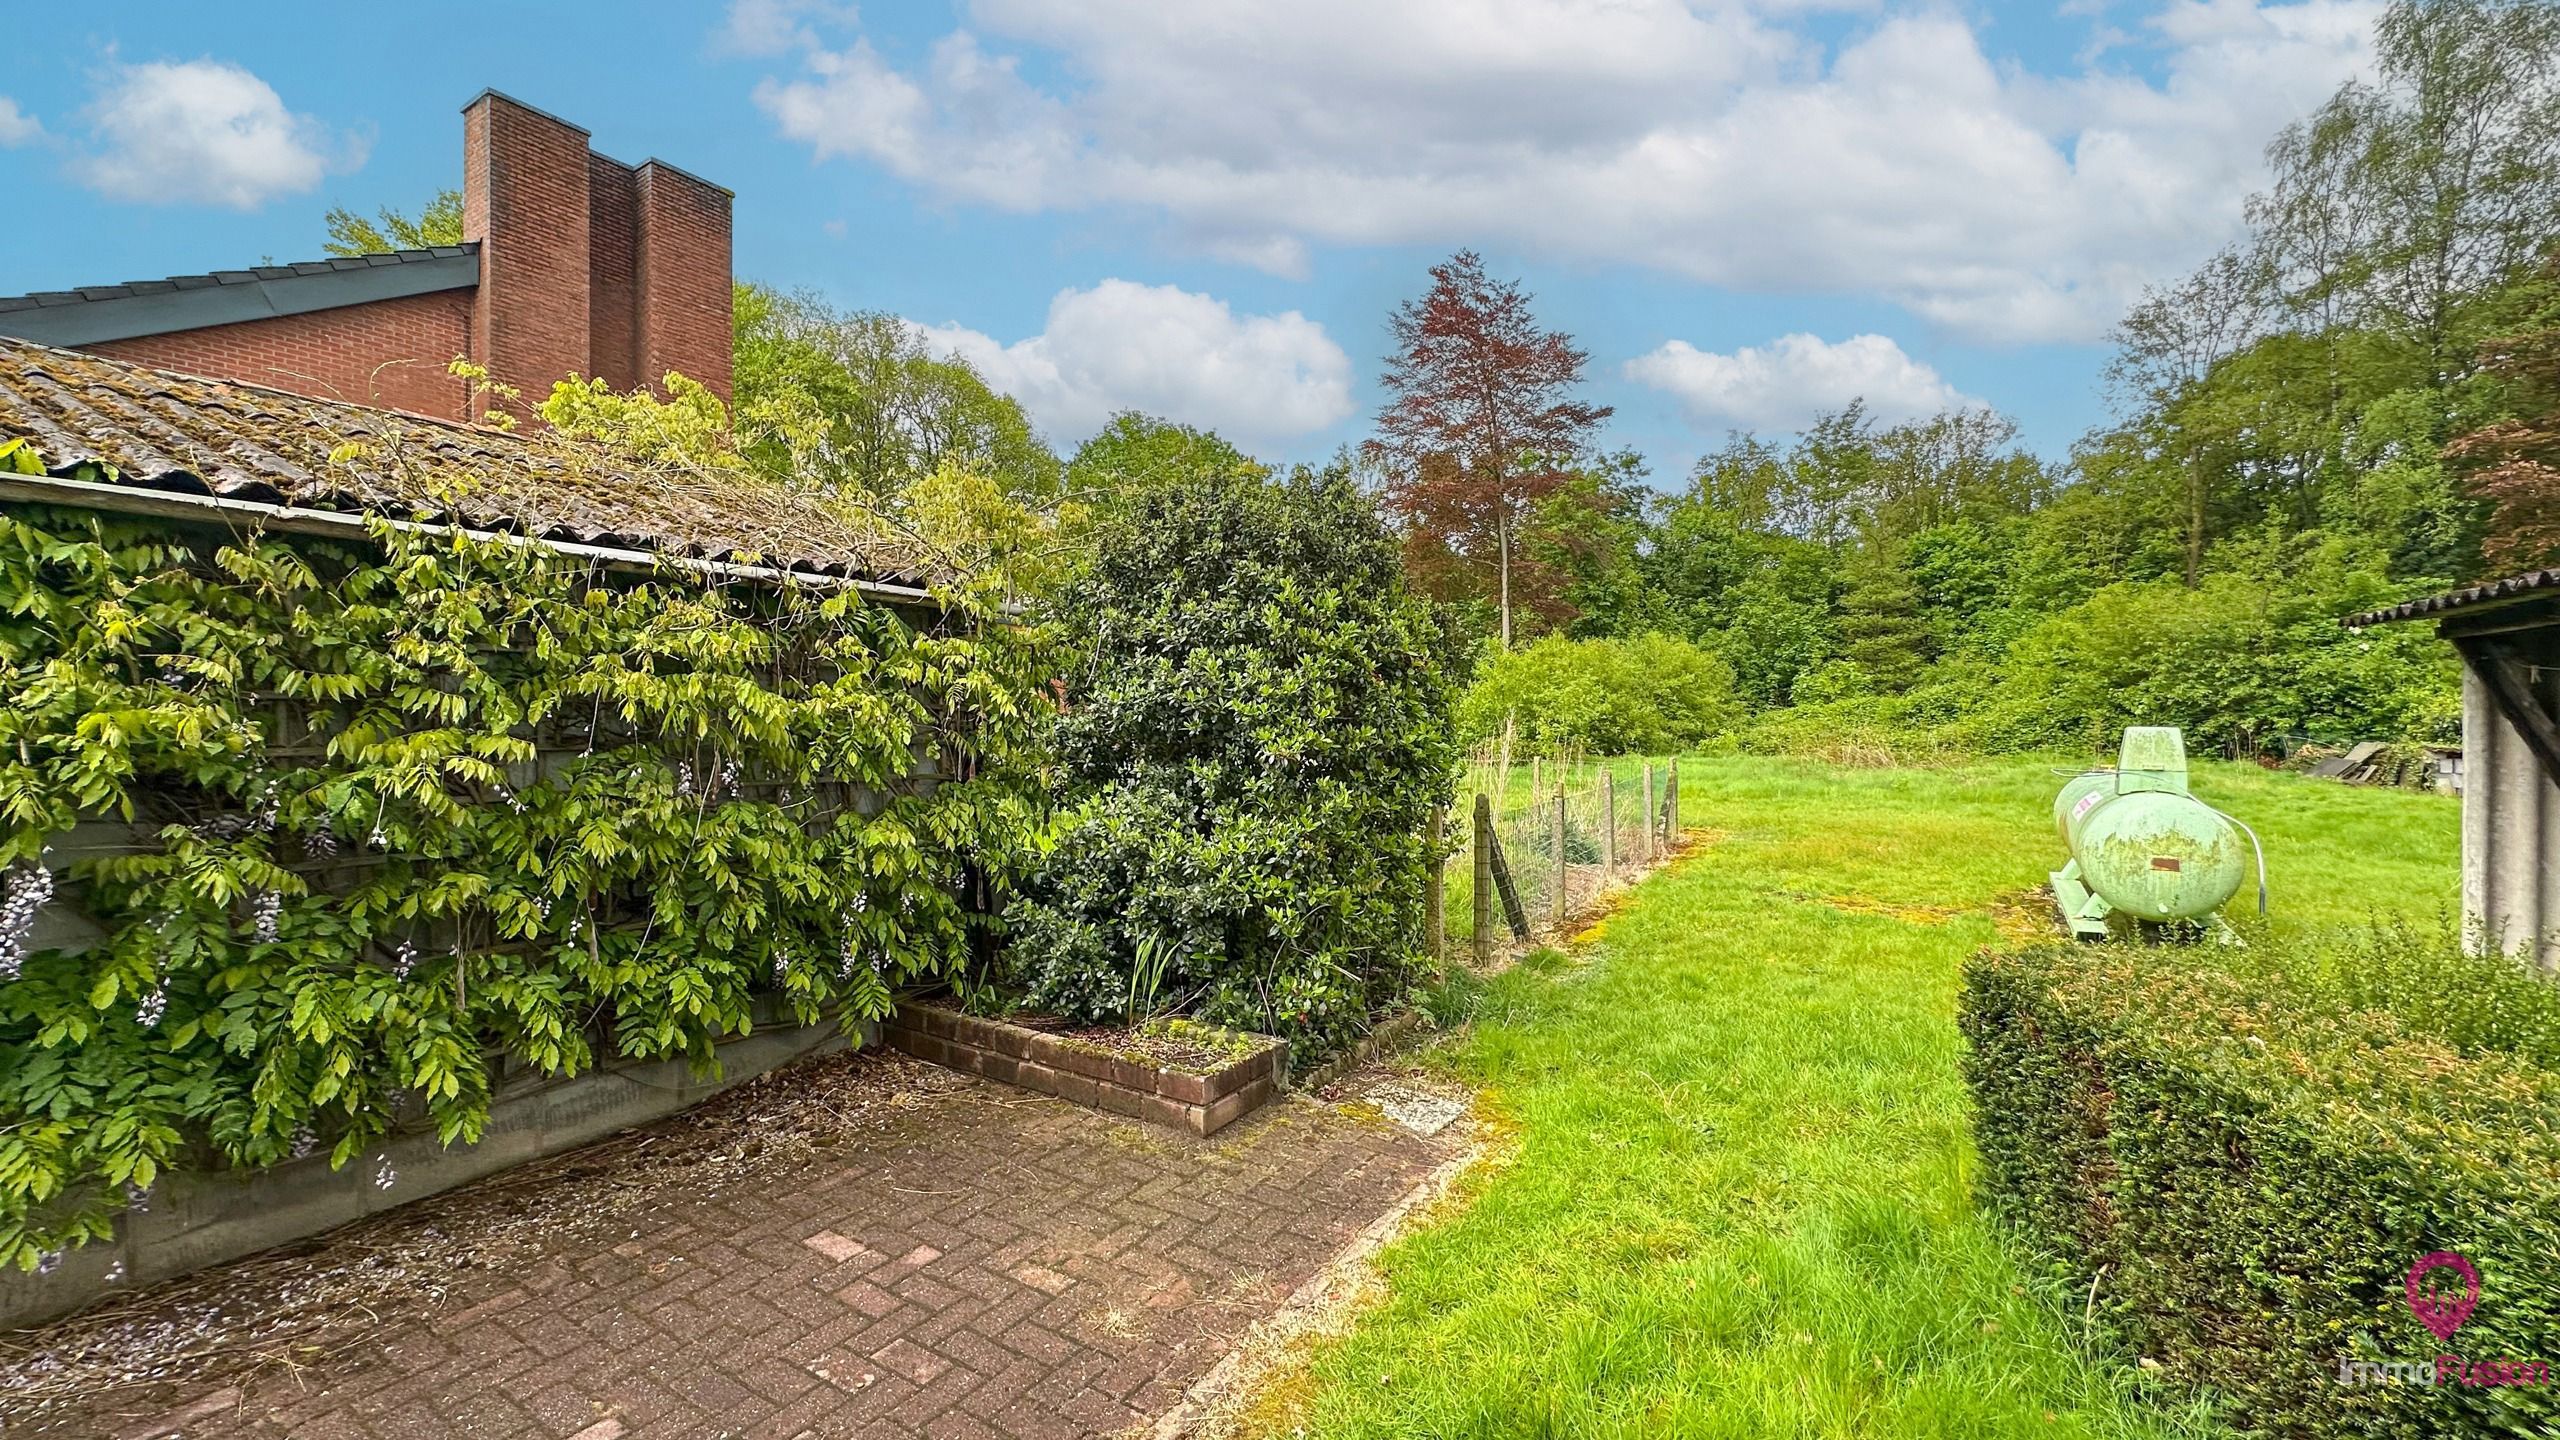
[[1266, 757, 2460, 1438]]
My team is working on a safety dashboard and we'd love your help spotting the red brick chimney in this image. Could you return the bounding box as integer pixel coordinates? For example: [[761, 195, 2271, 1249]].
[[462, 90, 733, 420], [636, 161, 734, 403], [2, 91, 732, 424]]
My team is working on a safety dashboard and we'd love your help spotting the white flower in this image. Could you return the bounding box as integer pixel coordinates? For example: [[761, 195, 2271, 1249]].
[[250, 890, 284, 943], [0, 859, 56, 982]]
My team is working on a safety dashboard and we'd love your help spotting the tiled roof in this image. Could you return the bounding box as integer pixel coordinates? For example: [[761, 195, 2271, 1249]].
[[0, 336, 933, 591], [2347, 570, 2560, 627], [0, 247, 479, 314]]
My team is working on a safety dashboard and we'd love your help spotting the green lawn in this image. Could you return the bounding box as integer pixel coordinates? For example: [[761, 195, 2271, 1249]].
[[1271, 756, 2460, 1438]]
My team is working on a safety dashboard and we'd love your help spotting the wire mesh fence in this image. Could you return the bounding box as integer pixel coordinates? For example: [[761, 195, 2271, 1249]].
[[1435, 744, 1684, 961]]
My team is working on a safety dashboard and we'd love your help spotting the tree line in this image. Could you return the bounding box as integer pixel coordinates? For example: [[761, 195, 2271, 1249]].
[[323, 0, 2560, 757], [1350, 0, 2560, 755]]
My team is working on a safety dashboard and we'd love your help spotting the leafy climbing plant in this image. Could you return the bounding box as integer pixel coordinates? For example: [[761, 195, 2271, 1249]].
[[0, 494, 1047, 1269]]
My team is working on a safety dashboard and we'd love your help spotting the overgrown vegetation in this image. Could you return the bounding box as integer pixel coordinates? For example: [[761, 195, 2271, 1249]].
[[0, 461, 1046, 1269], [996, 466, 1457, 1061], [1455, 632, 1734, 754], [1965, 922, 2560, 1437]]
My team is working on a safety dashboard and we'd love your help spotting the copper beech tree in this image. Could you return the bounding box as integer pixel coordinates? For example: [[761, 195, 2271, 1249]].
[[2454, 264, 2560, 571], [1367, 250, 1611, 647]]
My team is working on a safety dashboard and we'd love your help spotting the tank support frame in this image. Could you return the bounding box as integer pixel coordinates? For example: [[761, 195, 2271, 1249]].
[[2049, 858, 2113, 941]]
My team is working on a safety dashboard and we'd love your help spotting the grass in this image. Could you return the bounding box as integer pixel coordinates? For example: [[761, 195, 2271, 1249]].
[[1267, 756, 2459, 1438]]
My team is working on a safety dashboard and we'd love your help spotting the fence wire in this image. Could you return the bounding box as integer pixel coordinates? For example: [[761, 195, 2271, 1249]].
[[1439, 748, 1682, 956]]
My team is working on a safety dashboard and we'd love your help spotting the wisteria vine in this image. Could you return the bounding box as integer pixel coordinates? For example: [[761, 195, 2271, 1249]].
[[0, 501, 1050, 1269]]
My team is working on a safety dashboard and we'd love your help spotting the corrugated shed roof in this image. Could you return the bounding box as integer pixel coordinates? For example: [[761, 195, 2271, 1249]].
[[0, 247, 480, 313], [0, 335, 932, 588], [2347, 570, 2560, 627]]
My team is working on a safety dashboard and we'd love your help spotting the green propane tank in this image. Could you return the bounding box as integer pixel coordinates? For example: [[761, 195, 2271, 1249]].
[[2050, 727, 2259, 940]]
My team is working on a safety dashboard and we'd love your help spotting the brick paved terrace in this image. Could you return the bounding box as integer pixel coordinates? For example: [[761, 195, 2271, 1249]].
[[1, 1048, 1466, 1439]]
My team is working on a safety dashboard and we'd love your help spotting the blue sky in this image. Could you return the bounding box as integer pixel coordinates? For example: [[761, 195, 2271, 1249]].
[[0, 1, 2379, 480]]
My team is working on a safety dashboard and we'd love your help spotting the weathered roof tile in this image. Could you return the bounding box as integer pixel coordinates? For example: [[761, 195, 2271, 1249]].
[[2348, 570, 2560, 626], [0, 336, 931, 589]]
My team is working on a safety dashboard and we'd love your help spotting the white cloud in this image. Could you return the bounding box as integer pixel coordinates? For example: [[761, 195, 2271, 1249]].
[[717, 0, 862, 57], [77, 60, 361, 209], [0, 98, 40, 147], [915, 280, 1355, 446], [741, 0, 2380, 343], [1626, 333, 1981, 432]]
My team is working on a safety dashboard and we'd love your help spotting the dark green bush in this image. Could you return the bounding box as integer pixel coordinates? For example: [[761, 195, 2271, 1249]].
[[998, 466, 1457, 1060], [1963, 937, 2560, 1437]]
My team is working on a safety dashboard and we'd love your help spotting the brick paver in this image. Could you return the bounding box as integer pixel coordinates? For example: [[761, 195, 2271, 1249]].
[[28, 1056, 1453, 1440]]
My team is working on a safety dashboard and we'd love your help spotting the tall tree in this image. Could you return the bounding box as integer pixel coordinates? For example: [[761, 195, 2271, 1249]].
[[731, 284, 1058, 500], [2450, 261, 2560, 569], [1833, 548, 1932, 693], [2107, 245, 2271, 585], [1519, 450, 1655, 637], [1065, 413, 1262, 512], [1864, 409, 2055, 546], [2361, 0, 2560, 383], [1368, 251, 1612, 647], [1681, 432, 1792, 535]]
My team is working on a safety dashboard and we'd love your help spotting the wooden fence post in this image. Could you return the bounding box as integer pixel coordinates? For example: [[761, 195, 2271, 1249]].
[[1532, 754, 1542, 799], [1472, 793, 1494, 968], [1550, 787, 1568, 933], [1666, 760, 1680, 846], [1424, 805, 1445, 963], [1600, 769, 1616, 881], [1641, 762, 1656, 861]]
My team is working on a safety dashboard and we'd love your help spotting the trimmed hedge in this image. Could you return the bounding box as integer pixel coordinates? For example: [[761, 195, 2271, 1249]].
[[1962, 942, 2560, 1437]]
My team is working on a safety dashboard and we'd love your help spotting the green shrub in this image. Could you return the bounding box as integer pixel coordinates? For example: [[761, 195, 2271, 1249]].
[[1729, 537, 2460, 762], [998, 467, 1457, 1061], [1959, 564, 2459, 755], [1963, 934, 2560, 1437], [0, 507, 1046, 1268], [1456, 632, 1736, 754]]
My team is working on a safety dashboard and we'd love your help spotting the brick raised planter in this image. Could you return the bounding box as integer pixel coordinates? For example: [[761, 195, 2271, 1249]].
[[884, 1003, 1285, 1137]]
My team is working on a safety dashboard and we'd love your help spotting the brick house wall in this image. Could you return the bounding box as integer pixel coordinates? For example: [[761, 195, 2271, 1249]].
[[89, 291, 474, 418], [16, 90, 731, 426], [588, 154, 642, 393]]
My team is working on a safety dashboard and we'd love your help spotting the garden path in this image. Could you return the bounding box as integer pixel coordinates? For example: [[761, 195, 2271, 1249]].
[[7, 1050, 1460, 1440]]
